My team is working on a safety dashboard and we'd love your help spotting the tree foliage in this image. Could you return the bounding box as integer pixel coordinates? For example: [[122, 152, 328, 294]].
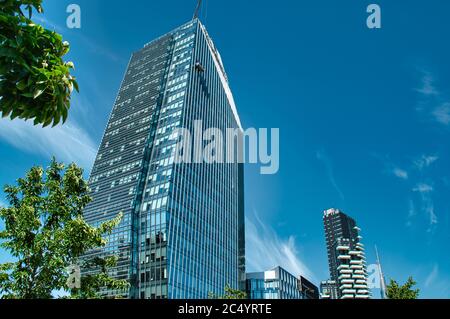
[[69, 256, 129, 299], [209, 284, 247, 300], [386, 277, 420, 299], [0, 0, 78, 126], [0, 158, 127, 299]]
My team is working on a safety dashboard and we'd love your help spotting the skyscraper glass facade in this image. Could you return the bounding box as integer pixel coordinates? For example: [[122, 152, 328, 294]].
[[246, 267, 317, 300], [82, 19, 245, 299]]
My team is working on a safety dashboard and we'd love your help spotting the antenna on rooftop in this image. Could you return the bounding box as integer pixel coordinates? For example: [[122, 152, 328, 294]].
[[375, 245, 388, 299], [193, 0, 203, 20]]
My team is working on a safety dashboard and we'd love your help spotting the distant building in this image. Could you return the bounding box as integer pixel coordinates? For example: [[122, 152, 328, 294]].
[[320, 280, 339, 299], [246, 266, 318, 299], [298, 276, 320, 299], [322, 208, 370, 299]]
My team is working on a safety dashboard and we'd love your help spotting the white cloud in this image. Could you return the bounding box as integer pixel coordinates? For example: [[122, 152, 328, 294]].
[[413, 183, 433, 193], [421, 198, 438, 233], [406, 199, 416, 227], [375, 153, 440, 231], [432, 103, 450, 126], [0, 119, 97, 171], [415, 71, 450, 127], [425, 264, 439, 288], [392, 167, 408, 180], [426, 202, 438, 229], [373, 153, 409, 181], [416, 73, 439, 96], [414, 155, 439, 170], [412, 183, 438, 232], [245, 211, 315, 283]]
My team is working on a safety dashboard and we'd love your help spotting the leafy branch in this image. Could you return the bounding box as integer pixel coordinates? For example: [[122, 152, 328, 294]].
[[0, 0, 78, 126]]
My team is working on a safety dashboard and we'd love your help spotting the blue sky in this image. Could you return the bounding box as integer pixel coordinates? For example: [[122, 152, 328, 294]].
[[1, 0, 450, 298]]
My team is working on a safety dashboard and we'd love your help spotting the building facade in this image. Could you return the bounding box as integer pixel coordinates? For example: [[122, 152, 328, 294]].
[[319, 280, 339, 299], [82, 19, 245, 299], [246, 267, 318, 299], [322, 209, 369, 299], [298, 276, 320, 299]]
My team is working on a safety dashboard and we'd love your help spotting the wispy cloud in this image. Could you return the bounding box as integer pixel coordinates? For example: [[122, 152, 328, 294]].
[[432, 103, 450, 126], [376, 151, 440, 231], [413, 183, 434, 193], [0, 119, 97, 171], [425, 202, 438, 231], [412, 183, 438, 232], [374, 153, 409, 181], [406, 199, 416, 227], [415, 70, 450, 127], [316, 149, 345, 201], [245, 210, 315, 283], [392, 167, 409, 180], [415, 72, 439, 96], [379, 153, 438, 181], [421, 264, 450, 297], [414, 155, 439, 171], [425, 264, 439, 288]]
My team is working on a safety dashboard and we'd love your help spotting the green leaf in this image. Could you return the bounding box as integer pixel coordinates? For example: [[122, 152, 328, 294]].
[[73, 80, 79, 93], [16, 79, 27, 91], [33, 88, 45, 99], [21, 92, 34, 98], [61, 105, 68, 123]]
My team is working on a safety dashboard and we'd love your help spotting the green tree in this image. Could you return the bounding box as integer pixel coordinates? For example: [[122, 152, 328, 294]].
[[386, 277, 420, 299], [69, 256, 129, 299], [208, 284, 247, 299], [0, 0, 78, 126], [0, 158, 128, 299]]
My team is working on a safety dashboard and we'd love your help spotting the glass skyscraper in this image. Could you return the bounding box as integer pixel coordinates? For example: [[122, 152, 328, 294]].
[[82, 19, 245, 299]]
